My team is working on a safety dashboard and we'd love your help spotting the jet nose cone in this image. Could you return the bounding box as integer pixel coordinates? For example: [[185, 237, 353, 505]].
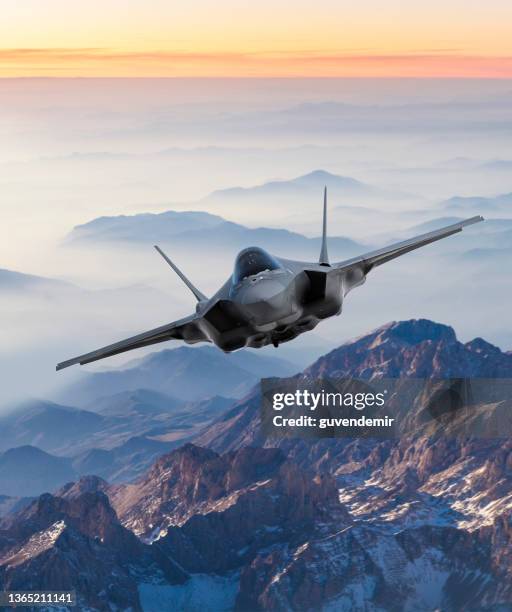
[[237, 278, 286, 305]]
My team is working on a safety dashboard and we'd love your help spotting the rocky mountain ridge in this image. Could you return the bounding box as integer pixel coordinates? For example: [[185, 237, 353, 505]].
[[1, 318, 512, 610]]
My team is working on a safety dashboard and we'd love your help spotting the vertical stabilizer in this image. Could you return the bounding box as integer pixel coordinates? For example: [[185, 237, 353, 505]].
[[319, 186, 330, 265]]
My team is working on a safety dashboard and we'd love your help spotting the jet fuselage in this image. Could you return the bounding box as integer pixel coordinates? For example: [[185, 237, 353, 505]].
[[197, 254, 345, 352]]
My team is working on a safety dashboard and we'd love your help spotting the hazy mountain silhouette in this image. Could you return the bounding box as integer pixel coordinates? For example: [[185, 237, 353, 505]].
[[59, 346, 296, 405], [205, 169, 378, 201], [0, 446, 76, 497], [66, 207, 363, 259], [442, 191, 512, 215], [0, 268, 75, 292]]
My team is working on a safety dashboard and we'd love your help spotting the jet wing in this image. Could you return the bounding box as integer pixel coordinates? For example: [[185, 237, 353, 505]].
[[56, 313, 205, 370], [333, 216, 484, 273]]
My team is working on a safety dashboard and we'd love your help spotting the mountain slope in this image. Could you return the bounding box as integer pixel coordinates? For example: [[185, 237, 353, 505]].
[[0, 268, 75, 293], [0, 400, 106, 455], [0, 488, 186, 610], [197, 318, 512, 454], [61, 345, 296, 405], [304, 318, 512, 379], [0, 446, 75, 497], [0, 390, 237, 490], [67, 209, 225, 243], [206, 169, 381, 201], [4, 319, 512, 610], [65, 204, 363, 260], [442, 192, 512, 216]]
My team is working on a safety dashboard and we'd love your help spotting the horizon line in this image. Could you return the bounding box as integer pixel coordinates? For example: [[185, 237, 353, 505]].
[[1, 49, 512, 78], [1, 75, 512, 80]]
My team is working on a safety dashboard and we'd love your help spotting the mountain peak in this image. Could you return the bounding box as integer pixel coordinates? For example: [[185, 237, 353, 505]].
[[297, 169, 339, 180], [291, 169, 364, 188], [304, 318, 512, 380], [57, 475, 109, 500], [465, 337, 502, 354], [377, 319, 457, 345]]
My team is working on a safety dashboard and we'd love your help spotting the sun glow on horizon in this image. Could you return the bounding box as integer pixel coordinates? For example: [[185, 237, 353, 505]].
[[1, 0, 512, 77]]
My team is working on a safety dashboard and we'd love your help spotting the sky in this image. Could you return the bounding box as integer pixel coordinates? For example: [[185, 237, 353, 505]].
[[1, 2, 512, 404], [1, 0, 512, 77]]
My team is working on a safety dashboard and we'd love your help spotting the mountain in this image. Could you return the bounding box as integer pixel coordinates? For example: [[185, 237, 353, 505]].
[[442, 192, 512, 216], [195, 169, 418, 231], [206, 169, 377, 201], [480, 159, 512, 171], [0, 446, 75, 497], [0, 389, 237, 491], [60, 345, 297, 406], [3, 440, 507, 611], [86, 388, 182, 417], [197, 319, 512, 453], [0, 392, 235, 486], [0, 495, 32, 518], [0, 400, 106, 455], [108, 444, 341, 541], [71, 436, 180, 483], [4, 319, 512, 609], [0, 268, 74, 293], [370, 217, 512, 258], [0, 446, 345, 610], [304, 318, 512, 379], [67, 209, 225, 243], [0, 486, 186, 610], [65, 204, 363, 260]]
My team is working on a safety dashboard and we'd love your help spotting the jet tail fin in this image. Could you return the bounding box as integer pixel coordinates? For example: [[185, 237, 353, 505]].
[[154, 245, 207, 302], [319, 186, 330, 265]]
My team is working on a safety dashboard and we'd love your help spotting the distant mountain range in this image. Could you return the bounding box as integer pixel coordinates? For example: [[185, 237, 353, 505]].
[[66, 208, 364, 261], [0, 345, 294, 488], [0, 446, 75, 497], [63, 174, 512, 265], [371, 215, 512, 256], [441, 191, 512, 216], [204, 169, 380, 201], [0, 393, 234, 489], [0, 268, 75, 293], [64, 169, 410, 257], [67, 210, 225, 243], [59, 345, 296, 406], [0, 400, 105, 455]]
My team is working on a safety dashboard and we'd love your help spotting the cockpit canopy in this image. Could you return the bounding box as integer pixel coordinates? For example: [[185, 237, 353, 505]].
[[232, 247, 282, 284]]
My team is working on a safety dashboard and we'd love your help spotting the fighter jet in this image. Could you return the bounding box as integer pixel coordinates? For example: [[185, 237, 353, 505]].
[[56, 190, 483, 370]]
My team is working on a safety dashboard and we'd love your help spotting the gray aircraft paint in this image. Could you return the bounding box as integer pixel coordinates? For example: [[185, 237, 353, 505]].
[[56, 191, 483, 370]]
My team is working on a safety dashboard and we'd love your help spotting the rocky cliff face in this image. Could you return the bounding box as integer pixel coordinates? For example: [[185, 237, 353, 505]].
[[0, 445, 343, 611], [304, 319, 512, 379], [0, 486, 186, 610], [190, 319, 512, 610], [110, 444, 343, 555]]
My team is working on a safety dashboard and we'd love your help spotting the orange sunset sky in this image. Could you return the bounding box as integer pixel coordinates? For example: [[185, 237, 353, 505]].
[[1, 0, 512, 77]]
